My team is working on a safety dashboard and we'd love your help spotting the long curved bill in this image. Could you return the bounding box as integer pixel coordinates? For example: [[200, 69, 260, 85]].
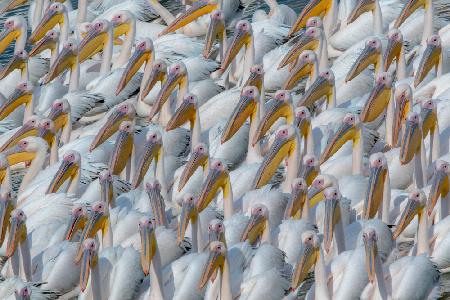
[[147, 186, 166, 227], [252, 134, 295, 189], [283, 57, 314, 89], [240, 213, 266, 245], [6, 216, 25, 258], [2, 144, 36, 166], [178, 151, 208, 191], [64, 213, 86, 241], [298, 76, 332, 108], [100, 177, 113, 206], [166, 99, 196, 131], [0, 0, 27, 15], [0, 88, 32, 121], [198, 248, 225, 290], [364, 233, 378, 283], [197, 169, 229, 212], [421, 106, 437, 138], [0, 196, 13, 247], [79, 247, 97, 292], [139, 222, 156, 276], [414, 43, 441, 87], [204, 16, 224, 58], [279, 34, 318, 70], [323, 197, 340, 253], [299, 164, 318, 187], [149, 72, 187, 120], [76, 211, 108, 262], [108, 130, 133, 175], [285, 187, 307, 219], [221, 92, 256, 144], [89, 110, 131, 151], [140, 65, 166, 100], [46, 159, 79, 194], [0, 53, 26, 80], [38, 126, 55, 147], [28, 7, 62, 44], [320, 122, 357, 164], [177, 201, 195, 244], [220, 27, 251, 72], [0, 122, 37, 152], [0, 26, 20, 54], [383, 36, 402, 72], [394, 0, 425, 28], [252, 100, 292, 146], [291, 243, 318, 289], [159, 0, 218, 36], [42, 46, 77, 85], [392, 197, 421, 239], [288, 0, 331, 37], [392, 95, 410, 147], [363, 166, 387, 219], [78, 27, 107, 63], [132, 140, 161, 188], [28, 32, 58, 57], [427, 170, 449, 216], [399, 119, 421, 165], [360, 80, 391, 122], [346, 0, 375, 24], [116, 47, 152, 95], [345, 45, 378, 82]]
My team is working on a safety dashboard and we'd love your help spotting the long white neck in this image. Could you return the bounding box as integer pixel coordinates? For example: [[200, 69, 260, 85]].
[[373, 0, 383, 36], [220, 257, 233, 300], [114, 20, 135, 69], [381, 171, 390, 224], [190, 215, 204, 253], [138, 55, 155, 101], [323, 0, 338, 38], [147, 0, 175, 25], [223, 180, 234, 220], [416, 211, 430, 255], [23, 97, 34, 123], [191, 105, 202, 151], [414, 141, 426, 188], [265, 0, 279, 15], [32, 0, 44, 31], [60, 11, 69, 43], [49, 138, 59, 165], [315, 247, 331, 300], [422, 0, 434, 46], [15, 26, 27, 53], [156, 150, 168, 201], [352, 130, 363, 175], [397, 45, 407, 80], [77, 0, 88, 24], [18, 149, 46, 194], [19, 239, 32, 282], [318, 33, 329, 71], [149, 243, 166, 300], [102, 216, 113, 249], [242, 38, 255, 85], [50, 42, 59, 66], [429, 124, 440, 165], [282, 134, 301, 193], [100, 29, 113, 76], [69, 59, 80, 92]]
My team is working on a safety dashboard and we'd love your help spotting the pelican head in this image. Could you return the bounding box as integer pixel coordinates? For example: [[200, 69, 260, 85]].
[[166, 93, 198, 131], [360, 72, 393, 122], [363, 227, 378, 283], [288, 0, 332, 37], [48, 98, 70, 133], [111, 10, 135, 39], [145, 178, 166, 226], [29, 2, 66, 44], [243, 64, 264, 92], [283, 50, 317, 89], [116, 39, 154, 95], [383, 29, 403, 72], [89, 102, 135, 151], [199, 241, 227, 289], [322, 187, 342, 253], [294, 106, 312, 138], [298, 69, 335, 108], [346, 38, 382, 83], [46, 151, 80, 194], [291, 230, 320, 289], [221, 86, 259, 144], [139, 217, 158, 276], [140, 59, 167, 100], [393, 189, 426, 239], [14, 285, 31, 300], [307, 174, 337, 206], [108, 121, 134, 176], [0, 49, 27, 80], [347, 0, 377, 24], [178, 143, 209, 192], [159, 0, 219, 36], [149, 62, 188, 120], [363, 153, 388, 219], [300, 154, 319, 186], [178, 193, 198, 245], [420, 98, 438, 138], [208, 219, 225, 245], [220, 20, 252, 72], [414, 35, 441, 87], [42, 39, 78, 85], [320, 113, 360, 164], [0, 16, 25, 54], [29, 30, 59, 58], [285, 178, 307, 219], [132, 130, 162, 188], [252, 90, 293, 146], [253, 125, 298, 189], [399, 112, 422, 165], [279, 27, 322, 70], [64, 204, 87, 241], [0, 116, 38, 152], [0, 81, 33, 121], [79, 238, 98, 292], [197, 159, 230, 212], [391, 84, 412, 146], [427, 160, 449, 216], [204, 9, 225, 58], [394, 0, 429, 28], [0, 190, 13, 247], [6, 209, 26, 258], [2, 136, 48, 167], [37, 118, 56, 147], [78, 19, 111, 63], [241, 204, 269, 246]]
